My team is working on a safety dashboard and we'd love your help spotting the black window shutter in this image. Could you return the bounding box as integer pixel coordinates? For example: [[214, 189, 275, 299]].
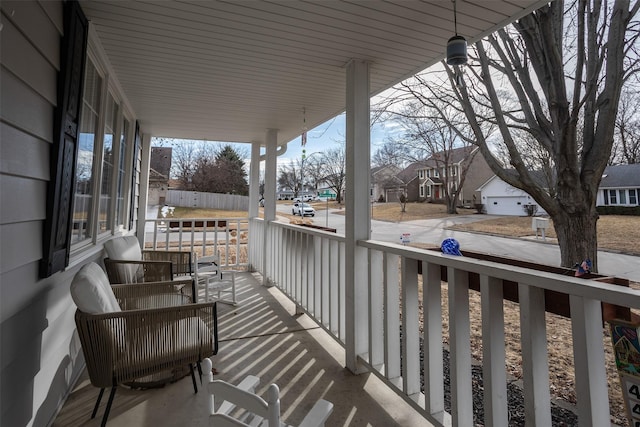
[[129, 121, 141, 230], [41, 1, 88, 278]]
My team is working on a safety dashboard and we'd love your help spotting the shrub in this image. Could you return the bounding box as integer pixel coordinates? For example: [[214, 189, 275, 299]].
[[474, 203, 485, 214], [523, 204, 538, 216], [596, 205, 640, 216]]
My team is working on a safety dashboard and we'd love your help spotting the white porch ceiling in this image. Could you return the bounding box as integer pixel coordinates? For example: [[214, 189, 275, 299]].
[[79, 0, 548, 146]]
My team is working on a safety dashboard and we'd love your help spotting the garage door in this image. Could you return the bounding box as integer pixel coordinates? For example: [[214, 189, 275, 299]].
[[485, 197, 529, 216]]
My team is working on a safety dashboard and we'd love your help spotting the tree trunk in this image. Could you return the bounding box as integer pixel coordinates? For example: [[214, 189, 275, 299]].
[[446, 196, 458, 215], [552, 208, 599, 272]]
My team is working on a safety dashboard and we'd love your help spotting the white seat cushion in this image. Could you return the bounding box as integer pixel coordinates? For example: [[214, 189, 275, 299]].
[[71, 262, 121, 314], [104, 236, 142, 261]]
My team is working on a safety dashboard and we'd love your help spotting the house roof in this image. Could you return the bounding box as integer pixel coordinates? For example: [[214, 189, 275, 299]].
[[418, 146, 478, 169], [477, 169, 550, 191], [397, 162, 425, 184], [601, 164, 640, 188], [78, 1, 548, 146]]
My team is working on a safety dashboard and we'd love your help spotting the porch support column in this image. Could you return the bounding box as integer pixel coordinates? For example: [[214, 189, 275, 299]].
[[136, 132, 152, 248], [345, 59, 370, 373], [263, 129, 278, 286], [247, 142, 261, 271], [248, 142, 260, 219]]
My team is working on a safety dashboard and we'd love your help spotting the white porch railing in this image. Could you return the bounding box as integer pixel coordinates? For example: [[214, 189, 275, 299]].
[[254, 218, 640, 427], [143, 217, 249, 268]]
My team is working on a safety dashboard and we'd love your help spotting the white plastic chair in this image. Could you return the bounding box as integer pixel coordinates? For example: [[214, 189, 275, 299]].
[[196, 253, 237, 305], [202, 359, 333, 427]]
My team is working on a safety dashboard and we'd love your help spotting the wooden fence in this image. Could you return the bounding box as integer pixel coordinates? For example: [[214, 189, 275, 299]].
[[166, 190, 249, 211]]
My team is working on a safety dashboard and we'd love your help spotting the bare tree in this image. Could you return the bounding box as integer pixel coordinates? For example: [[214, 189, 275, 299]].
[[319, 146, 346, 204], [278, 160, 302, 197], [376, 95, 480, 214], [438, 0, 639, 270], [612, 87, 640, 164], [398, 192, 408, 213], [372, 140, 410, 169]]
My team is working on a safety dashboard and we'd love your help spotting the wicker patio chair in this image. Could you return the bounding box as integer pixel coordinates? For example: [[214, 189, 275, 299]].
[[202, 359, 333, 427], [71, 263, 218, 427], [104, 236, 195, 297]]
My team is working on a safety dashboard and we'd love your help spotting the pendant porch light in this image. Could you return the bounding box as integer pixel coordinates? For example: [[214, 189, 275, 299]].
[[446, 0, 467, 65]]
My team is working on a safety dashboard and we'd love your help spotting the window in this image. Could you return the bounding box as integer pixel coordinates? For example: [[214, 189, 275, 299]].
[[603, 189, 609, 205], [433, 168, 439, 177], [618, 189, 627, 205], [71, 44, 135, 249], [451, 166, 457, 176], [419, 185, 424, 197], [426, 185, 431, 197], [99, 93, 119, 235], [630, 189, 638, 205], [418, 170, 424, 179], [610, 190, 617, 204], [115, 118, 131, 228], [71, 59, 102, 244]]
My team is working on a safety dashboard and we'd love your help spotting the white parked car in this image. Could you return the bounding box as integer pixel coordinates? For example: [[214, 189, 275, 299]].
[[292, 202, 315, 216]]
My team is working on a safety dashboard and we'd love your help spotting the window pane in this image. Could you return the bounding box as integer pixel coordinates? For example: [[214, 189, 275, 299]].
[[116, 119, 130, 227], [99, 94, 118, 234], [72, 60, 101, 244], [610, 189, 617, 204], [619, 189, 627, 205], [630, 189, 637, 205]]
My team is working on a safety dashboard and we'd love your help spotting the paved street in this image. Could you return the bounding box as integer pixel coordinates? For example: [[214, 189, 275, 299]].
[[297, 204, 640, 283]]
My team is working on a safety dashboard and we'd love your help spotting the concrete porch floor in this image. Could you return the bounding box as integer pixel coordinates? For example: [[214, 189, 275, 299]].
[[53, 272, 431, 426]]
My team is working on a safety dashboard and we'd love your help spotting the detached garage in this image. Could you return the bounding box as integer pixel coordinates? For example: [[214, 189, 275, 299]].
[[485, 196, 529, 215], [478, 175, 547, 216]]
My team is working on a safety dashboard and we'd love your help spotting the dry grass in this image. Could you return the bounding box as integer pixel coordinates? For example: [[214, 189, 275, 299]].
[[329, 201, 477, 220], [372, 202, 477, 220], [160, 206, 249, 218], [449, 215, 640, 256]]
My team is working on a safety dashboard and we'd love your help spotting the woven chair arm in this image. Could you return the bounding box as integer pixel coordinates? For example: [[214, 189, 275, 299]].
[[112, 279, 195, 308], [104, 258, 173, 283]]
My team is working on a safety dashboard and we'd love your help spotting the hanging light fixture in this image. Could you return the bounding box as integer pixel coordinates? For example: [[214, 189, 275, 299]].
[[446, 0, 467, 65]]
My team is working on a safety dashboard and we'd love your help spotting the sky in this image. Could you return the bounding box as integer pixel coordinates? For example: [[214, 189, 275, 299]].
[[277, 112, 395, 165], [153, 109, 399, 174]]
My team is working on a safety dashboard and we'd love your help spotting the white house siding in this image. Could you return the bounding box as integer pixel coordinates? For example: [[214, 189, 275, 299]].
[[479, 176, 547, 216], [0, 2, 93, 426]]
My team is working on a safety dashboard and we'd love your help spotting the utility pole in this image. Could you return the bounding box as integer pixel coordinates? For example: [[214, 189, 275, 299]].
[[300, 148, 306, 198]]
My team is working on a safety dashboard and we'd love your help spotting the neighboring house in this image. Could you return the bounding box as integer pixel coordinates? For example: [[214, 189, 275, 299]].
[[148, 168, 169, 205], [148, 147, 172, 205], [383, 162, 423, 202], [417, 147, 493, 206], [371, 165, 402, 202], [597, 164, 640, 207], [277, 189, 295, 200]]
